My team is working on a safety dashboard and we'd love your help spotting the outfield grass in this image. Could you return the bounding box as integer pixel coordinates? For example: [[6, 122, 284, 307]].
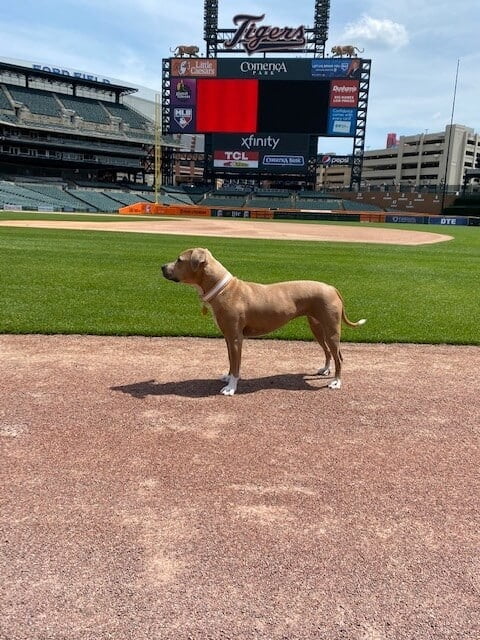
[[0, 212, 479, 344]]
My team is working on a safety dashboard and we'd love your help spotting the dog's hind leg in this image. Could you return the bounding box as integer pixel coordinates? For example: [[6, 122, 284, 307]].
[[324, 332, 342, 389], [307, 317, 331, 376]]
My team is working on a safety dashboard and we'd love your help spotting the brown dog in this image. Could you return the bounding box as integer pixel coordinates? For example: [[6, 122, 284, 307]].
[[162, 248, 366, 395]]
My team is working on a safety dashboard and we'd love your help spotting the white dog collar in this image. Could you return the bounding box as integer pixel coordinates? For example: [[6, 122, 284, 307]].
[[202, 272, 233, 303]]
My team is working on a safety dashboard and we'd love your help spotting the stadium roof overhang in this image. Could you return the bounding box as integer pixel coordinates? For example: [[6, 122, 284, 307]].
[[0, 61, 137, 96]]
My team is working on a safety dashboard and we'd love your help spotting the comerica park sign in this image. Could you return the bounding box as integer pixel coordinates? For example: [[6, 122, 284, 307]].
[[224, 14, 306, 55]]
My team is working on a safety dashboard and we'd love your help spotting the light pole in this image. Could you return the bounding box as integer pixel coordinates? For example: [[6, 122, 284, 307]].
[[440, 58, 460, 213]]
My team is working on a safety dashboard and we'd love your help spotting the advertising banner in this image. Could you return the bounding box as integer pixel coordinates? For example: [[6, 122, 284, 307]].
[[327, 108, 357, 136], [211, 209, 251, 218], [428, 216, 469, 226], [171, 58, 217, 77], [386, 215, 429, 224], [211, 134, 310, 174], [329, 80, 359, 108], [320, 154, 353, 166], [173, 57, 365, 81], [312, 58, 362, 79], [217, 58, 312, 80], [171, 78, 196, 106], [274, 212, 360, 222], [213, 150, 259, 169]]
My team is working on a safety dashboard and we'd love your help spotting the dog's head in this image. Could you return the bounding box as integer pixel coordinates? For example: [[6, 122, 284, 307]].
[[161, 248, 212, 285]]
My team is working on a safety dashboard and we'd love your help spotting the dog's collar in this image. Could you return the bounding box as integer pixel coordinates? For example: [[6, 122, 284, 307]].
[[202, 272, 233, 303]]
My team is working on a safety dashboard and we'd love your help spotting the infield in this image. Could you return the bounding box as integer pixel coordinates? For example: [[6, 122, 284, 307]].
[[0, 217, 452, 245]]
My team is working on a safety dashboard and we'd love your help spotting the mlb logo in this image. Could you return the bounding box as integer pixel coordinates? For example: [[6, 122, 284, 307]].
[[174, 108, 193, 128]]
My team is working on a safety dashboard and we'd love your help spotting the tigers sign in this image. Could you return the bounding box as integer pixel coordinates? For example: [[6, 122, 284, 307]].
[[224, 14, 306, 55]]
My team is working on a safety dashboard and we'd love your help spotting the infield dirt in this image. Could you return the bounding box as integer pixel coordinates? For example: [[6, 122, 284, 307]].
[[1, 335, 479, 639], [0, 217, 453, 245]]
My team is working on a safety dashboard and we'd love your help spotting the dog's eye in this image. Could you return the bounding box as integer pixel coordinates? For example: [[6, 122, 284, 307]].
[[177, 257, 183, 264]]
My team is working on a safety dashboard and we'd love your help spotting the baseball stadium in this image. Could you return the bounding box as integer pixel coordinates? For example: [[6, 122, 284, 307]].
[[1, 1, 479, 639]]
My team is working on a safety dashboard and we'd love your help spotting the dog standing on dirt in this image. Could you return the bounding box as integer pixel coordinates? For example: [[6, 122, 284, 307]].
[[162, 248, 366, 396]]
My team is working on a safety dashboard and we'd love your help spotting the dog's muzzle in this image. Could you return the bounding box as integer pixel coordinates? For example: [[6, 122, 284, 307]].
[[161, 264, 176, 281]]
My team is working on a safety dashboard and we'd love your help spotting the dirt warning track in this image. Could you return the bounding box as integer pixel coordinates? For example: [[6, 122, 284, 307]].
[[1, 335, 479, 640]]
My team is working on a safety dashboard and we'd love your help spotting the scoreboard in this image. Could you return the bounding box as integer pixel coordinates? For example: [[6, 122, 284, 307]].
[[166, 57, 362, 136], [164, 56, 364, 175]]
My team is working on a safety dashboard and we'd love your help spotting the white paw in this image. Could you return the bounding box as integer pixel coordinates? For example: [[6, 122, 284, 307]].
[[220, 386, 236, 396], [318, 366, 331, 376], [220, 375, 238, 396], [328, 378, 342, 390]]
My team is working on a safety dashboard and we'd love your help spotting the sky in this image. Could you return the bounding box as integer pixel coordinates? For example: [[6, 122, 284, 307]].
[[1, 0, 479, 154]]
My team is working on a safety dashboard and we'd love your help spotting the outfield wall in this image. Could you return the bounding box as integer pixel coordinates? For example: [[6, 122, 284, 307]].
[[118, 202, 480, 226]]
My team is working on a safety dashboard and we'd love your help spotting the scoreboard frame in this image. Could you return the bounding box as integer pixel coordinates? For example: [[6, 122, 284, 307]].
[[161, 56, 371, 185]]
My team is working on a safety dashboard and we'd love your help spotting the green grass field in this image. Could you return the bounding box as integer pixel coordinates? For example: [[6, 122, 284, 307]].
[[0, 212, 479, 344]]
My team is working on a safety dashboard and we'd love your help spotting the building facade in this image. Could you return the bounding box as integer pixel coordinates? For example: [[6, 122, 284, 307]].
[[317, 124, 480, 191]]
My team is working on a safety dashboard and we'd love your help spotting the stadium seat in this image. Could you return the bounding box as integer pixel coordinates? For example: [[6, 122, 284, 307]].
[[0, 113, 18, 124], [0, 86, 14, 111], [103, 191, 152, 206], [58, 95, 111, 124], [24, 184, 95, 211], [295, 198, 344, 210], [65, 189, 121, 212], [342, 199, 382, 212], [8, 86, 61, 117], [102, 102, 150, 129]]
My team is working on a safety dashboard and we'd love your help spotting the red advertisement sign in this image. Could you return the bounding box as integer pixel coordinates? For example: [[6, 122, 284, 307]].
[[171, 58, 217, 77], [329, 80, 359, 107], [213, 150, 259, 168]]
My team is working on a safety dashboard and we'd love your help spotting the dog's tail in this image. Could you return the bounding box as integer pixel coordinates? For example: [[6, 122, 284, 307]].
[[336, 289, 367, 328]]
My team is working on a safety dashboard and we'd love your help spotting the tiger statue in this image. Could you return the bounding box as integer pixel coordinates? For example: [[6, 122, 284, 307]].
[[170, 45, 200, 58], [331, 45, 364, 57]]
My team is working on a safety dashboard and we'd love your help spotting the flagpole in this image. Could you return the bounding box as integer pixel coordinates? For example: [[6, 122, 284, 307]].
[[440, 58, 460, 213]]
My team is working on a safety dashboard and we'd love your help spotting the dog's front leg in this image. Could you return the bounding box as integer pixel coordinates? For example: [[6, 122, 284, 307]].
[[220, 332, 243, 396]]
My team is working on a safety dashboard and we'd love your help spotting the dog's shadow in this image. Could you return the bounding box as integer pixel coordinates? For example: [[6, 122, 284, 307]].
[[111, 374, 330, 399]]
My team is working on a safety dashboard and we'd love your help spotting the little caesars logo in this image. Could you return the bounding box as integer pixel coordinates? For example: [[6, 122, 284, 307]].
[[171, 58, 217, 77], [224, 14, 306, 55]]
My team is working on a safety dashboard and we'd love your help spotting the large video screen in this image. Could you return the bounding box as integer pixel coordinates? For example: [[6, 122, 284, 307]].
[[194, 78, 329, 134], [167, 57, 361, 137]]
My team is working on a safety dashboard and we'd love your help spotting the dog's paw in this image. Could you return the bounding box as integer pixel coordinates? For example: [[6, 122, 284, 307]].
[[220, 386, 236, 396], [220, 375, 238, 396], [317, 366, 331, 376], [328, 378, 342, 390]]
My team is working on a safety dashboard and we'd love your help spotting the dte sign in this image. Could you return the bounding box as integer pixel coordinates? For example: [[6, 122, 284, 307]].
[[429, 216, 468, 226]]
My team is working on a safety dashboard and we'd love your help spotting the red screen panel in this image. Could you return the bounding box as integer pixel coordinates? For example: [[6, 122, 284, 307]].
[[196, 79, 258, 133]]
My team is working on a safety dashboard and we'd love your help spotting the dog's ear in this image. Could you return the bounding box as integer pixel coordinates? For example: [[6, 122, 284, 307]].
[[190, 248, 208, 271]]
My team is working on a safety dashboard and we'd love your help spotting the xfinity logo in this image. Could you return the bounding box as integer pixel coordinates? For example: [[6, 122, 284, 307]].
[[240, 61, 288, 76], [241, 135, 280, 150]]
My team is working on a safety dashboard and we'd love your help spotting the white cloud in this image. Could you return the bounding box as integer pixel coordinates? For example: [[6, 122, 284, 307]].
[[342, 15, 409, 50]]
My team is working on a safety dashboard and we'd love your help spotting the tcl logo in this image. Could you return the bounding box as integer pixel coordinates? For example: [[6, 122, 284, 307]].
[[223, 151, 249, 161]]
